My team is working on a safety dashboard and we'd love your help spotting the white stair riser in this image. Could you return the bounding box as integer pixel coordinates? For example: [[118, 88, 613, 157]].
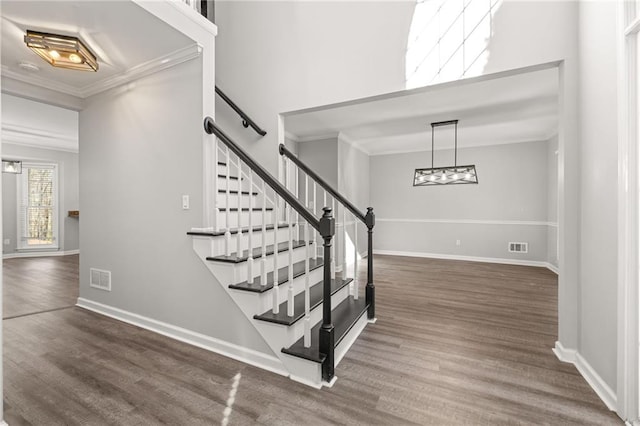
[[207, 226, 309, 257], [282, 354, 322, 389], [217, 210, 276, 229], [218, 178, 244, 192], [253, 284, 351, 354], [216, 193, 259, 209]]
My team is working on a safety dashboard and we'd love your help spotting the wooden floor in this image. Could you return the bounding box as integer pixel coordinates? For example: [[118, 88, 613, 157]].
[[3, 255, 79, 319], [3, 255, 622, 425]]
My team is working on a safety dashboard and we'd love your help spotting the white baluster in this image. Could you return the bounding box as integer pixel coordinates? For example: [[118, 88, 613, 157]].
[[261, 180, 267, 287], [312, 183, 317, 260], [304, 221, 311, 348], [236, 157, 242, 258], [247, 169, 254, 283], [287, 203, 294, 317], [331, 198, 336, 280], [343, 204, 347, 282], [213, 139, 219, 232], [224, 146, 231, 256], [354, 218, 359, 300], [272, 190, 280, 314]]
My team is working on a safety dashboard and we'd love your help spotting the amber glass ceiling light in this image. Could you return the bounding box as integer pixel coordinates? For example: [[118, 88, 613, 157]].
[[413, 120, 478, 186], [24, 30, 98, 72]]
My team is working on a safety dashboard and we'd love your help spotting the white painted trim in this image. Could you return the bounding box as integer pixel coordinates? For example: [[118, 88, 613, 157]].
[[2, 140, 79, 154], [553, 341, 617, 412], [3, 249, 79, 259], [82, 44, 202, 97], [546, 263, 559, 275], [1, 44, 201, 100], [337, 132, 371, 156], [1, 124, 78, 153], [377, 218, 556, 227], [575, 352, 618, 411], [618, 2, 640, 423], [76, 298, 288, 377], [0, 421, 7, 426], [373, 249, 555, 270], [552, 340, 577, 363]]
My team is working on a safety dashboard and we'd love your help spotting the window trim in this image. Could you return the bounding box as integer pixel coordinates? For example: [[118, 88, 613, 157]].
[[16, 162, 60, 251]]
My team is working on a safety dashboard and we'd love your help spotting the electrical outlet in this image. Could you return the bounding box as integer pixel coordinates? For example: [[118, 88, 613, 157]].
[[456, 239, 461, 246]]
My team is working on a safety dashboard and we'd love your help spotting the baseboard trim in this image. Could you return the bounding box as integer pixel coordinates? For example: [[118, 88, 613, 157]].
[[553, 340, 577, 363], [76, 297, 288, 377], [373, 249, 556, 271], [0, 420, 8, 426], [553, 341, 616, 412], [3, 249, 79, 259], [546, 263, 559, 274], [575, 352, 617, 411]]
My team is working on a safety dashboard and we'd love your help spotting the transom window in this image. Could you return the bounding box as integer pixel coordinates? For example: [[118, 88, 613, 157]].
[[17, 163, 59, 250], [406, 0, 502, 89]]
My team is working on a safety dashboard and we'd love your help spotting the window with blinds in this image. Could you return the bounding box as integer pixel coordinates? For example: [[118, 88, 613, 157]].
[[17, 163, 59, 250]]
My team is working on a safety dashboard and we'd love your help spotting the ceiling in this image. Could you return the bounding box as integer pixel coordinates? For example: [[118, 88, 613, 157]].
[[283, 66, 559, 155], [1, 1, 196, 99]]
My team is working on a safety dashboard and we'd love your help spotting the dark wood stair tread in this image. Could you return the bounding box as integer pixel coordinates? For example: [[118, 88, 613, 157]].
[[207, 240, 309, 263], [229, 257, 324, 293], [254, 278, 352, 326], [217, 174, 242, 180], [217, 189, 258, 196], [218, 207, 273, 212], [281, 296, 369, 363], [187, 223, 289, 238]]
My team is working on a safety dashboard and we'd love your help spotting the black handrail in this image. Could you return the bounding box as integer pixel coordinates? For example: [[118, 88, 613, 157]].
[[279, 142, 376, 321], [215, 86, 267, 137], [205, 117, 316, 229], [279, 143, 366, 223]]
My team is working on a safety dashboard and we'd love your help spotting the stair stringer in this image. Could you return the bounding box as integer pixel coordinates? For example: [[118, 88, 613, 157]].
[[191, 235, 356, 387]]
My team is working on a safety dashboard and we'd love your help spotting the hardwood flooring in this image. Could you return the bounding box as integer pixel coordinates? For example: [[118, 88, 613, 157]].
[[3, 255, 79, 319], [3, 255, 622, 425]]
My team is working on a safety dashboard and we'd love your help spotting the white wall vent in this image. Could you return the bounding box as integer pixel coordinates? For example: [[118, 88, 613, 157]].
[[508, 242, 528, 253], [90, 268, 111, 291]]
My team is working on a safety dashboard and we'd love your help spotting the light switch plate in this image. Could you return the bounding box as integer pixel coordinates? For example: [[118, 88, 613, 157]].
[[182, 195, 190, 210]]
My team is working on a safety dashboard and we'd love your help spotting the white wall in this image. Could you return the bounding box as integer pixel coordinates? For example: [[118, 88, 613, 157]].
[[1, 144, 79, 255], [215, 0, 415, 174], [371, 141, 550, 263], [79, 58, 272, 355], [547, 135, 558, 269]]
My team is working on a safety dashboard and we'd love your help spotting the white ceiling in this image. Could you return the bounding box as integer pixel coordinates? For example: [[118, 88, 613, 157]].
[[283, 66, 559, 155], [1, 1, 196, 99]]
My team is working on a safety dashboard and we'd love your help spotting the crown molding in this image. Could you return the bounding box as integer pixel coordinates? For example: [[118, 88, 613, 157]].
[[2, 123, 78, 152], [1, 44, 201, 101], [82, 44, 202, 97], [337, 132, 371, 155]]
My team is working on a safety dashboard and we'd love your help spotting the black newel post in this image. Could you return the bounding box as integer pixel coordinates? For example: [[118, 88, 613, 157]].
[[365, 207, 375, 320], [319, 207, 335, 382]]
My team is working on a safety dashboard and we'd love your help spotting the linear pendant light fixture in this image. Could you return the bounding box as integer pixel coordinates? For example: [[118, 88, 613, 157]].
[[2, 160, 22, 174], [24, 30, 98, 72], [413, 119, 478, 186]]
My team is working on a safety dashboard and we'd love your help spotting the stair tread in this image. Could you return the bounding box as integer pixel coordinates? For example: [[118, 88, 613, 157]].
[[187, 223, 289, 238], [218, 174, 241, 180], [229, 257, 324, 293], [254, 278, 352, 325], [217, 189, 258, 196], [207, 240, 309, 263], [219, 207, 273, 212], [281, 296, 369, 363]]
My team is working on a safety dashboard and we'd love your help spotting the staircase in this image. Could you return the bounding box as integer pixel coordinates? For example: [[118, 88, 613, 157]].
[[188, 116, 375, 388]]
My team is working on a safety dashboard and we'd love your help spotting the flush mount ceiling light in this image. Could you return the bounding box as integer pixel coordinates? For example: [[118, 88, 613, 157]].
[[2, 160, 22, 174], [413, 119, 478, 186], [24, 30, 98, 72]]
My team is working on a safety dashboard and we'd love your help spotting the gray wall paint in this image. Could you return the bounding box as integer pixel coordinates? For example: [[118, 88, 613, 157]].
[[578, 1, 618, 391], [338, 138, 369, 255], [1, 144, 79, 255], [79, 59, 272, 355], [547, 135, 558, 268], [371, 141, 549, 262], [297, 138, 338, 190]]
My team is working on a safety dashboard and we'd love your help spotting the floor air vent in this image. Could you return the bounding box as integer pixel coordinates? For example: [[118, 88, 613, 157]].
[[90, 268, 112, 291], [508, 242, 528, 253]]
